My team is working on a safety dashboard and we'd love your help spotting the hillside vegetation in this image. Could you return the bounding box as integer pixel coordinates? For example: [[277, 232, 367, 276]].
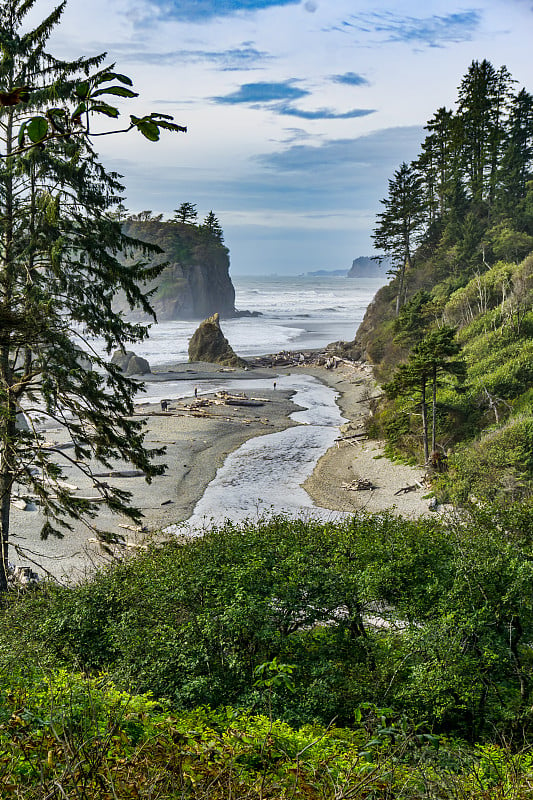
[[3, 508, 533, 797], [356, 60, 533, 503]]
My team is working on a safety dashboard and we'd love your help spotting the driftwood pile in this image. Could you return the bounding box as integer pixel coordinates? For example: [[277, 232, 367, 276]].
[[342, 478, 376, 491], [252, 350, 361, 369]]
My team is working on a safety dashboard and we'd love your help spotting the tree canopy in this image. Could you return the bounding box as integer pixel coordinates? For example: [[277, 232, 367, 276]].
[[0, 0, 186, 590]]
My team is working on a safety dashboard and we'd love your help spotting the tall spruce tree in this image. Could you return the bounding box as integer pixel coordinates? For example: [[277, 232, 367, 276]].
[[0, 0, 185, 590], [372, 161, 426, 315]]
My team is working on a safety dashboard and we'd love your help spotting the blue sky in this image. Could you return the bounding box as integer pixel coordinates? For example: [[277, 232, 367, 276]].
[[47, 0, 533, 274]]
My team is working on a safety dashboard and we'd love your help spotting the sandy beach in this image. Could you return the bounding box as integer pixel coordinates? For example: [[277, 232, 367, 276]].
[[11, 359, 431, 583]]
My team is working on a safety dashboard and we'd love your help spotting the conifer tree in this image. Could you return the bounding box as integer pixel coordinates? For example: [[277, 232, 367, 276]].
[[173, 202, 198, 224], [202, 210, 224, 242], [0, 0, 185, 590], [372, 161, 426, 315]]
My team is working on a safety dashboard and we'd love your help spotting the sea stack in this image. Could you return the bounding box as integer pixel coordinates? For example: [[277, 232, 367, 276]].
[[188, 313, 247, 367]]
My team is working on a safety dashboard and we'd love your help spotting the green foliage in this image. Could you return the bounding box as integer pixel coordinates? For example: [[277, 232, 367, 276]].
[[3, 509, 533, 793], [8, 668, 533, 799], [1, 508, 533, 742], [438, 418, 533, 503]]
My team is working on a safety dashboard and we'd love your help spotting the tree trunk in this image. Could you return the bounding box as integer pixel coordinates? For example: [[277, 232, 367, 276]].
[[0, 392, 16, 593], [431, 366, 437, 454], [421, 378, 429, 463], [395, 257, 407, 316], [0, 111, 15, 593]]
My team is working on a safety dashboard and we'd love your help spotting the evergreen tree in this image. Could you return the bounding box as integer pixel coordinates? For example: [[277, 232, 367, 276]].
[[202, 210, 224, 242], [0, 0, 185, 590], [498, 88, 533, 221], [417, 107, 456, 222], [385, 327, 464, 462], [457, 60, 514, 206], [372, 161, 426, 315], [173, 202, 197, 224]]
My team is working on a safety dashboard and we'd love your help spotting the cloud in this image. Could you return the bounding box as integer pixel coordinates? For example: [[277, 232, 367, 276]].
[[331, 72, 370, 87], [213, 80, 309, 104], [148, 0, 300, 23], [256, 125, 424, 185], [275, 104, 375, 120], [332, 10, 481, 48], [120, 45, 268, 69], [212, 80, 374, 119]]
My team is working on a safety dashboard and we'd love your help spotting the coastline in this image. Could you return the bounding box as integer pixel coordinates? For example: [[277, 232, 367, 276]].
[[297, 362, 431, 518], [12, 358, 430, 583]]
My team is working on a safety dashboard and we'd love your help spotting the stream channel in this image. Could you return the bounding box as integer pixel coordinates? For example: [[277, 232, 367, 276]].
[[151, 373, 348, 534]]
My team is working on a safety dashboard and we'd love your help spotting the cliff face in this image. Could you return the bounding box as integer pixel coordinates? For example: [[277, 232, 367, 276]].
[[120, 220, 236, 320], [347, 256, 389, 279]]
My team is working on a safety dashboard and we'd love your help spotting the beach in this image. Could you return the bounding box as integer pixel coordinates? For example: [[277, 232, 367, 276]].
[[11, 359, 431, 583]]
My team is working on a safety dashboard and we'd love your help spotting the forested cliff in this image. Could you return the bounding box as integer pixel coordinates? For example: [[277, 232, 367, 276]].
[[356, 59, 533, 503], [119, 216, 236, 320]]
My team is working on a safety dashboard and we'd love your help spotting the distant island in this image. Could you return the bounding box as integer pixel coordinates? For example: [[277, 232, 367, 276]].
[[347, 256, 388, 278]]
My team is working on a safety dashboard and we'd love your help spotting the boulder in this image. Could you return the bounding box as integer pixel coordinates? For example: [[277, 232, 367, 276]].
[[188, 313, 247, 368], [126, 355, 151, 375], [111, 350, 151, 375]]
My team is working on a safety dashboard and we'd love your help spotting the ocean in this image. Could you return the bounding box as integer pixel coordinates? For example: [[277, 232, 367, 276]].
[[100, 273, 384, 367]]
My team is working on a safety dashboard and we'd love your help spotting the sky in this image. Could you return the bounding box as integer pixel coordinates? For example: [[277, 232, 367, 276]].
[[41, 0, 533, 275]]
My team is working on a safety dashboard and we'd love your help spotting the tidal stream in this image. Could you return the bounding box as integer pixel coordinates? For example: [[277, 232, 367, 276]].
[[161, 374, 347, 534]]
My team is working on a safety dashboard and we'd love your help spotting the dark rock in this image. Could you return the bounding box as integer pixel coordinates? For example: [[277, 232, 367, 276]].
[[111, 350, 151, 375], [126, 355, 151, 375], [348, 256, 388, 278], [119, 220, 237, 320], [326, 340, 362, 361], [188, 313, 247, 367], [111, 349, 134, 371]]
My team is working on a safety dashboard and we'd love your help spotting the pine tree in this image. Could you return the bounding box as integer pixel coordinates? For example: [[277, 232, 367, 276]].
[[385, 327, 464, 462], [202, 210, 224, 242], [0, 0, 185, 590], [498, 88, 533, 220], [372, 162, 426, 315], [457, 60, 514, 206], [173, 202, 197, 224]]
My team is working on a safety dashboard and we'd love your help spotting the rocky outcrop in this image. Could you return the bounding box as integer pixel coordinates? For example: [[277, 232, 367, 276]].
[[348, 256, 388, 278], [188, 313, 247, 367], [120, 220, 236, 320], [111, 350, 151, 375]]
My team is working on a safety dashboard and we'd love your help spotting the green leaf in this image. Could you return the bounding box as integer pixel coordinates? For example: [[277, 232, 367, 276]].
[[90, 103, 120, 119], [136, 120, 160, 141], [27, 116, 49, 142], [75, 81, 90, 98], [71, 102, 86, 119], [91, 86, 138, 99], [17, 120, 27, 147], [95, 71, 134, 87]]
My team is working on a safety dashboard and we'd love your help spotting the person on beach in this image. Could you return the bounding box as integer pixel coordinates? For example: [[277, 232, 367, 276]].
[[161, 399, 168, 412], [194, 387, 198, 398]]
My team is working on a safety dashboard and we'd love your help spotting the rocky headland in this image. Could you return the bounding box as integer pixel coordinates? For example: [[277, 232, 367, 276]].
[[119, 219, 237, 320]]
